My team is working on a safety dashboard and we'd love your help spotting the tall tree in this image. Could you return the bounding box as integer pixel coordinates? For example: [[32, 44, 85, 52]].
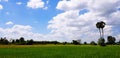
[[96, 22, 101, 38], [100, 21, 106, 38], [96, 21, 106, 38], [96, 21, 106, 46]]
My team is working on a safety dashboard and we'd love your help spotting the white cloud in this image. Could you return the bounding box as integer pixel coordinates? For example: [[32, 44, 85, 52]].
[[1, 0, 120, 42], [0, 4, 3, 10], [0, 24, 45, 41], [27, 0, 45, 9], [56, 0, 88, 11], [47, 0, 120, 42], [16, 2, 22, 5], [57, 0, 120, 16], [6, 21, 14, 25]]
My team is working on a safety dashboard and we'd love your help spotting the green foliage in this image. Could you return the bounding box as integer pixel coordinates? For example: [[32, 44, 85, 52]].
[[84, 42, 87, 45], [72, 40, 81, 45], [107, 36, 116, 45], [98, 37, 106, 46], [96, 21, 106, 38], [26, 39, 34, 45], [90, 41, 97, 45], [63, 42, 67, 45], [0, 45, 120, 58], [0, 37, 9, 45]]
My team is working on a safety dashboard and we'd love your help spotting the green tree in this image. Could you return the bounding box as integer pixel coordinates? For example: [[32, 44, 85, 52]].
[[84, 42, 87, 45], [107, 36, 116, 45], [90, 41, 97, 45], [0, 37, 9, 45], [72, 40, 81, 45], [63, 42, 67, 45], [96, 22, 101, 38], [96, 21, 106, 38], [98, 38, 105, 46], [100, 21, 106, 38], [27, 39, 34, 45], [96, 21, 106, 46], [19, 37, 25, 45]]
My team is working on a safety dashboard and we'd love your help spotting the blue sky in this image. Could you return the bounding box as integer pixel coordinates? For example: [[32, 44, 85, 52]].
[[0, 0, 61, 34], [0, 0, 120, 42]]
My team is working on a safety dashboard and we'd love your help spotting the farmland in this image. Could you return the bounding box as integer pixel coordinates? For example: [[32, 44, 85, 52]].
[[0, 45, 120, 58]]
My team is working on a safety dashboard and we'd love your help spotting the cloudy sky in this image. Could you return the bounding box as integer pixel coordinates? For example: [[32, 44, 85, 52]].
[[0, 0, 120, 42]]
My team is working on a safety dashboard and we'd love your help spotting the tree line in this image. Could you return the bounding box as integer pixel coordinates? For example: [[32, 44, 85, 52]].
[[0, 36, 120, 45], [0, 37, 67, 45]]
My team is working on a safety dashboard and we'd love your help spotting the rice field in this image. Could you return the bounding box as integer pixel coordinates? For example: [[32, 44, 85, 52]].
[[0, 45, 120, 58]]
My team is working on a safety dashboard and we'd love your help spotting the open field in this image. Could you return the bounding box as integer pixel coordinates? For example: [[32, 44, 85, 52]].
[[0, 45, 120, 58]]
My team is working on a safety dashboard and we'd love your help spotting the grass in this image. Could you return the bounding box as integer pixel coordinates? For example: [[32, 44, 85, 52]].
[[0, 45, 120, 58]]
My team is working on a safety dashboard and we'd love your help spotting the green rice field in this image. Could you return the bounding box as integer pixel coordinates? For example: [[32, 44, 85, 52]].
[[0, 45, 120, 58]]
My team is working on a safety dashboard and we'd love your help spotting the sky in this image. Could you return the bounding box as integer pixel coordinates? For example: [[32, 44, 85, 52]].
[[0, 0, 120, 43]]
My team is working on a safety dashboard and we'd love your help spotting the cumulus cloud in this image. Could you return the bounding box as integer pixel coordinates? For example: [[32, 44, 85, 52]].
[[6, 21, 14, 25], [56, 0, 88, 11], [0, 24, 46, 41], [1, 0, 120, 42], [47, 0, 120, 42], [0, 4, 3, 10], [27, 0, 45, 9]]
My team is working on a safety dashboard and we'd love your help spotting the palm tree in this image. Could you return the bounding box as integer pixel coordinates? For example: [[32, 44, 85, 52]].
[[96, 21, 106, 46], [96, 22, 101, 38], [96, 21, 106, 38], [100, 21, 106, 38]]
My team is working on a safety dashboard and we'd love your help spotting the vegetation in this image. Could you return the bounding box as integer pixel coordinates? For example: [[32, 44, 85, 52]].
[[90, 41, 97, 45], [0, 45, 120, 58], [96, 21, 106, 46], [72, 39, 81, 45], [106, 36, 116, 45]]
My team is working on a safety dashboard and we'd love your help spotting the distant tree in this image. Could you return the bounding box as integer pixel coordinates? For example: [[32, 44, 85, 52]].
[[19, 37, 25, 45], [100, 21, 106, 38], [4, 39, 9, 45], [96, 21, 106, 38], [96, 21, 106, 46], [98, 38, 106, 46], [19, 37, 25, 42], [63, 42, 67, 45], [107, 36, 116, 45], [11, 39, 15, 44], [0, 37, 4, 44], [27, 39, 34, 45], [90, 41, 97, 45], [84, 42, 87, 45], [72, 40, 80, 45], [53, 41, 58, 45], [16, 39, 19, 44], [96, 22, 101, 38], [0, 37, 9, 45]]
